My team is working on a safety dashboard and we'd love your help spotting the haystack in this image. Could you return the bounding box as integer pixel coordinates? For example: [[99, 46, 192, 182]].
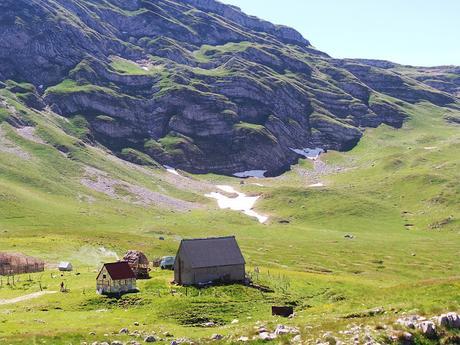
[[122, 250, 150, 279], [0, 252, 45, 276]]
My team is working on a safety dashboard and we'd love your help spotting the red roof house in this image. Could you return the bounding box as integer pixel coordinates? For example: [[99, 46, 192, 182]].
[[96, 261, 137, 295]]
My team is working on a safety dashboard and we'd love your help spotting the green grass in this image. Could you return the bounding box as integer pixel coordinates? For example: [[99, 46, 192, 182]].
[[0, 89, 459, 344], [45, 79, 121, 98], [0, 107, 9, 123], [109, 57, 154, 75]]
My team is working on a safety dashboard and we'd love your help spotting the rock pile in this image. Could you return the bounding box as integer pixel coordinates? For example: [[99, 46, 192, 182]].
[[395, 311, 460, 340], [252, 324, 300, 341]]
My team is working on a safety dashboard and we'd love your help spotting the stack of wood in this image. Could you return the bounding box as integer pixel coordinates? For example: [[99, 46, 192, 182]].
[[122, 250, 150, 279], [0, 252, 45, 276]]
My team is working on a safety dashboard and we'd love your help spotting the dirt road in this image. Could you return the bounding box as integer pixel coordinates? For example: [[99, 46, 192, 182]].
[[0, 291, 57, 305]]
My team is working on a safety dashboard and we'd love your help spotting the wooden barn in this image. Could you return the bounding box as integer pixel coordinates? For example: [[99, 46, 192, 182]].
[[122, 250, 150, 279], [96, 262, 136, 295], [174, 236, 245, 286]]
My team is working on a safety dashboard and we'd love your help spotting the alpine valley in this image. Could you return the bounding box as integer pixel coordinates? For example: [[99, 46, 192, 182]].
[[0, 1, 459, 344]]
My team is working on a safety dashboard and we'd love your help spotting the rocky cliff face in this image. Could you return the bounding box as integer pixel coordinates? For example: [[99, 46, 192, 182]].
[[0, 0, 458, 175]]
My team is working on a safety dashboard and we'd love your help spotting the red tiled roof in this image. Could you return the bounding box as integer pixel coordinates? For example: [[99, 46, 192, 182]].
[[103, 261, 136, 280]]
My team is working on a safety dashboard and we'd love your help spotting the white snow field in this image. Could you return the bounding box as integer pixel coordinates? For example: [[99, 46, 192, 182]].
[[205, 185, 268, 223]]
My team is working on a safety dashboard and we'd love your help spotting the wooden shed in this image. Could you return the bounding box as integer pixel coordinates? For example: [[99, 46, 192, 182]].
[[58, 262, 73, 272], [174, 236, 245, 286], [122, 250, 150, 279], [96, 262, 136, 295]]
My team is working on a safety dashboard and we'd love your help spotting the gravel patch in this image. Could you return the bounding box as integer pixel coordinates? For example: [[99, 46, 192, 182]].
[[15, 126, 46, 144], [81, 166, 202, 211], [0, 126, 31, 160]]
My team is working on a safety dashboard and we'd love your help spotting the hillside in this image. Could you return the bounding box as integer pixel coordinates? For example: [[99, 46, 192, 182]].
[[0, 1, 459, 344], [1, 0, 459, 175]]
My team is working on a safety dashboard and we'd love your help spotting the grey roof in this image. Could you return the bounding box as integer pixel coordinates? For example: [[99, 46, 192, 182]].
[[59, 262, 71, 267], [177, 236, 245, 269]]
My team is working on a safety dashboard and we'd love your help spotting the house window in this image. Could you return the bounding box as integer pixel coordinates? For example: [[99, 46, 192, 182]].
[[103, 274, 107, 279]]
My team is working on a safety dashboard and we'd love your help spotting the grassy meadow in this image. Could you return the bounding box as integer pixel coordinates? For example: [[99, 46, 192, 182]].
[[0, 89, 459, 344]]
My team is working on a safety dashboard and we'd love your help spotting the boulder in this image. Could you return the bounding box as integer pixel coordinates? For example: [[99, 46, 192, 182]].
[[438, 312, 460, 329], [274, 325, 300, 335], [291, 335, 302, 343], [259, 332, 277, 341], [211, 334, 223, 340], [144, 335, 156, 343], [418, 321, 437, 338], [402, 332, 414, 343]]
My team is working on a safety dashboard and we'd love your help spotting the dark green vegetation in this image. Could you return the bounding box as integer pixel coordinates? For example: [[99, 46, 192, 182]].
[[0, 0, 459, 344]]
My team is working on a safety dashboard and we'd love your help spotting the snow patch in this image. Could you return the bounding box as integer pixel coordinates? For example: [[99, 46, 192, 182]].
[[205, 185, 268, 223], [424, 147, 437, 150], [308, 183, 324, 188], [290, 147, 324, 160], [164, 165, 180, 176], [233, 170, 267, 178]]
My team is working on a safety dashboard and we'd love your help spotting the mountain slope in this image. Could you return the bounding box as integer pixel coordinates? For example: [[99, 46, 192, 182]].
[[0, 1, 460, 344], [1, 0, 458, 175]]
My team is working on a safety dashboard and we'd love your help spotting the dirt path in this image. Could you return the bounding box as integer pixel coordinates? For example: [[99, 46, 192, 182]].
[[0, 291, 57, 305]]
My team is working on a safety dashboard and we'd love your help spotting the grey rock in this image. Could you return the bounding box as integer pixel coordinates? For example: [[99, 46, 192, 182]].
[[210, 334, 223, 340], [144, 335, 156, 343], [417, 321, 437, 338]]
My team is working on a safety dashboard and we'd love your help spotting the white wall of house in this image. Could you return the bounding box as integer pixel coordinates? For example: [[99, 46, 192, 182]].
[[96, 267, 136, 294]]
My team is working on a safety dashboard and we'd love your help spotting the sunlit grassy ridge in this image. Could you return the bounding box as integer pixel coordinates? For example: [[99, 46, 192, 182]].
[[0, 88, 459, 344]]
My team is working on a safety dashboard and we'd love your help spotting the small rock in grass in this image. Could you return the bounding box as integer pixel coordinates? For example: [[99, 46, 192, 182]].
[[89, 332, 96, 336], [111, 341, 124, 345], [402, 332, 414, 342], [120, 328, 129, 334], [237, 336, 249, 342], [144, 335, 156, 343], [231, 319, 239, 324], [211, 334, 223, 340], [259, 332, 277, 341], [291, 335, 302, 343], [256, 326, 268, 334], [134, 322, 140, 326], [418, 321, 437, 338]]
